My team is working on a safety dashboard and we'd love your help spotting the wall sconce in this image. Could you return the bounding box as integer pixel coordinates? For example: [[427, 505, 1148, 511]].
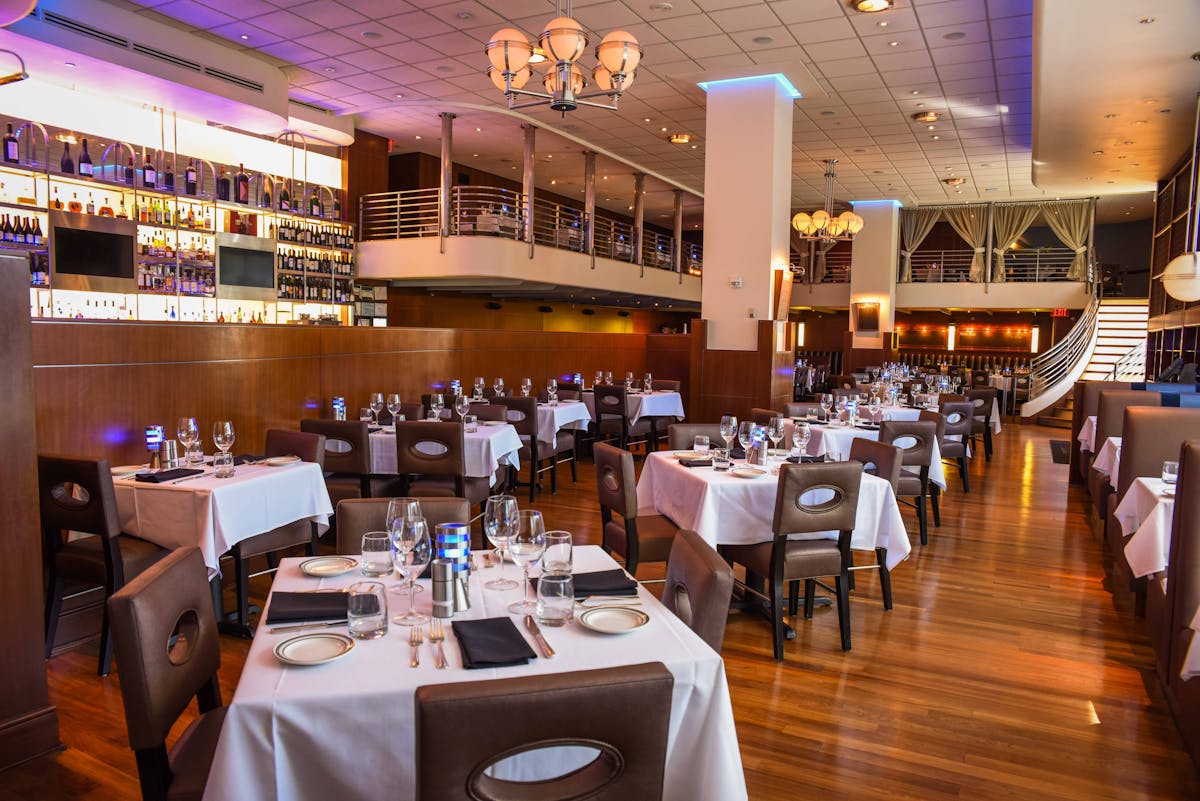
[[1030, 326, 1040, 354], [947, 323, 957, 351], [853, 301, 880, 332], [796, 321, 806, 348]]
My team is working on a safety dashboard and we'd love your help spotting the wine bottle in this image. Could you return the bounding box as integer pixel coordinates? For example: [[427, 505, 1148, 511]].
[[3, 123, 18, 164], [162, 161, 174, 191], [261, 175, 272, 209], [0, 215, 10, 243], [185, 161, 197, 195], [308, 188, 320, 218], [60, 141, 74, 174], [124, 157, 135, 185], [278, 180, 291, 212], [216, 168, 230, 202], [30, 217, 42, 246], [333, 193, 341, 220], [143, 152, 156, 188], [78, 138, 93, 176], [234, 163, 249, 204]]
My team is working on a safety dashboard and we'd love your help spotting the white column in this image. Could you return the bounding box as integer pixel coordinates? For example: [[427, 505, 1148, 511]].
[[848, 200, 901, 349], [701, 76, 794, 351]]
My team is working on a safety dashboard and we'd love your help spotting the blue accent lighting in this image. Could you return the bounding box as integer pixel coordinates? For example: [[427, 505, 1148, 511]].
[[697, 73, 802, 99]]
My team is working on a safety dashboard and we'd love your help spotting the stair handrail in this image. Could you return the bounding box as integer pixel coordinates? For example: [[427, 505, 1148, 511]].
[[1105, 340, 1148, 382], [1028, 291, 1102, 399]]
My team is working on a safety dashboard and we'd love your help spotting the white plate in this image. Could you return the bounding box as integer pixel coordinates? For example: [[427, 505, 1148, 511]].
[[111, 465, 145, 476], [382, 427, 396, 434], [274, 632, 355, 666], [730, 467, 767, 479], [263, 455, 301, 467], [672, 451, 705, 460], [1162, 486, 1176, 497], [481, 420, 507, 427], [579, 606, 650, 635], [299, 556, 359, 577]]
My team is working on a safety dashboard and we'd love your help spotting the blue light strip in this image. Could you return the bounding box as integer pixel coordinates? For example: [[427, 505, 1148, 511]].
[[697, 73, 803, 99], [850, 199, 902, 208]]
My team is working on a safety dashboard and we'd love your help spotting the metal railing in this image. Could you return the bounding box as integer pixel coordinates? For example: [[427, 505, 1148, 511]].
[[358, 186, 702, 274], [906, 247, 1079, 282], [1105, 340, 1148, 382], [790, 250, 852, 284], [1028, 292, 1101, 400]]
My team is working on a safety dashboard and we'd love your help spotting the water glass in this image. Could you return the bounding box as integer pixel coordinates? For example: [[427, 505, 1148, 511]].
[[185, 440, 204, 465], [521, 377, 532, 397], [360, 531, 393, 577], [712, 448, 731, 472], [212, 420, 235, 453], [542, 530, 573, 575], [594, 370, 604, 388], [359, 407, 374, 422], [1163, 460, 1180, 485], [693, 434, 710, 453], [386, 393, 401, 423], [347, 582, 388, 640], [508, 510, 546, 615], [464, 414, 478, 433], [212, 449, 235, 478], [536, 573, 574, 627]]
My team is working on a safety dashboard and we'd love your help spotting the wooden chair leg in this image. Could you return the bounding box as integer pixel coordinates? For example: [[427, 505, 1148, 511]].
[[803, 578, 816, 619], [569, 451, 578, 482], [98, 599, 115, 676], [549, 457, 558, 495], [959, 457, 970, 493], [984, 427, 993, 461], [788, 580, 799, 616], [771, 575, 785, 660], [44, 574, 64, 659], [835, 573, 851, 651], [847, 568, 856, 592], [875, 547, 893, 610], [916, 493, 929, 545], [930, 485, 942, 527]]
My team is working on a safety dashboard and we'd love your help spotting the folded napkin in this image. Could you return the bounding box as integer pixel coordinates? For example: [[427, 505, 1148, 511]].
[[855, 423, 881, 430], [728, 447, 747, 460], [785, 455, 822, 464], [264, 591, 349, 624], [134, 467, 206, 483], [367, 425, 383, 433], [451, 617, 537, 669], [234, 453, 261, 466], [568, 569, 638, 598], [678, 457, 713, 468]]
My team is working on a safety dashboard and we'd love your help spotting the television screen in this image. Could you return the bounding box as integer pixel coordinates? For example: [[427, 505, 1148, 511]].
[[220, 246, 274, 288], [53, 227, 134, 279]]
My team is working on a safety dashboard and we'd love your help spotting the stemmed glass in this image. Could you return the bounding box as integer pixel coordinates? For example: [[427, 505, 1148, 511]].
[[546, 379, 558, 405], [493, 377, 505, 397], [624, 371, 634, 391], [595, 370, 604, 388], [454, 393, 470, 420], [766, 417, 785, 456], [507, 510, 546, 615], [719, 415, 738, 451], [390, 516, 431, 626], [483, 495, 519, 590], [792, 421, 811, 457], [368, 392, 384, 424], [820, 394, 834, 421], [521, 377, 532, 397], [474, 377, 485, 400], [430, 393, 445, 419], [212, 420, 235, 454], [386, 393, 402, 425], [604, 370, 613, 386], [644, 372, 653, 392], [737, 421, 755, 457], [387, 498, 425, 594], [177, 417, 199, 462]]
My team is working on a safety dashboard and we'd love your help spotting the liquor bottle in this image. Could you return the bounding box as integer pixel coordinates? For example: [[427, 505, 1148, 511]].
[[143, 152, 156, 188], [278, 180, 291, 212], [234, 163, 249, 204], [86, 193, 96, 215], [162, 161, 174, 191], [78, 138, 93, 176], [184, 161, 197, 195], [3, 123, 18, 164], [215, 168, 230, 202], [60, 141, 74, 174], [68, 192, 82, 213], [30, 217, 42, 246], [98, 196, 114, 218], [333, 193, 341, 220], [260, 175, 272, 209], [308, 188, 320, 218], [1, 215, 10, 243], [124, 157, 135, 185], [52, 189, 63, 210]]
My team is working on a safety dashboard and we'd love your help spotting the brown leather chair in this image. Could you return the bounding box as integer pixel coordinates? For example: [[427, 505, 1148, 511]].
[[299, 419, 379, 502], [420, 393, 454, 421], [594, 442, 679, 577], [229, 429, 325, 630], [966, 387, 998, 461], [450, 401, 506, 423], [832, 387, 860, 402], [879, 420, 938, 545], [651, 379, 680, 392], [939, 401, 974, 493], [493, 396, 553, 502], [415, 662, 674, 801], [916, 411, 948, 527], [829, 374, 857, 390], [662, 530, 734, 652], [751, 407, 781, 426], [594, 385, 658, 453], [394, 421, 492, 510], [1164, 441, 1200, 762], [40, 455, 169, 676], [847, 437, 902, 610], [720, 461, 861, 658], [530, 391, 582, 485], [785, 402, 822, 417], [667, 423, 724, 451], [335, 497, 472, 555], [1090, 390, 1160, 518], [107, 547, 225, 801]]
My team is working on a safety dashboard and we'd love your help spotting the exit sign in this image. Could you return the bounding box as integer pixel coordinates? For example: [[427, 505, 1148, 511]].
[[1052, 308, 1069, 318]]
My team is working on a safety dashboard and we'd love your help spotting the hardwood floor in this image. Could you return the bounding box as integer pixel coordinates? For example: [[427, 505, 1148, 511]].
[[3, 424, 1198, 799]]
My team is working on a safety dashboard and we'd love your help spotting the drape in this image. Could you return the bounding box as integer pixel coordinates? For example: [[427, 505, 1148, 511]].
[[899, 207, 941, 283], [814, 239, 837, 283], [1042, 199, 1091, 281], [990, 204, 1040, 283], [943, 205, 988, 282]]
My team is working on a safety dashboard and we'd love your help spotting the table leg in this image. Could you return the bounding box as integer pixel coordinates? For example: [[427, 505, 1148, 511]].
[[211, 574, 255, 639]]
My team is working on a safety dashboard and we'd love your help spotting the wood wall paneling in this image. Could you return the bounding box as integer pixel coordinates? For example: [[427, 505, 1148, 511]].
[[0, 256, 60, 769], [344, 129, 390, 228]]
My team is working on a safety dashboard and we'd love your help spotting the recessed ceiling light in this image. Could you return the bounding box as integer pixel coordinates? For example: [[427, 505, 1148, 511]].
[[361, 30, 382, 40], [944, 177, 967, 186], [1131, 162, 1141, 167], [394, 92, 404, 98], [1139, 16, 1155, 24], [753, 35, 774, 45], [690, 144, 697, 149], [240, 34, 249, 40], [475, 127, 482, 132], [912, 110, 939, 123], [1092, 149, 1104, 155], [472, 153, 478, 157], [415, 135, 422, 140], [551, 180, 557, 185], [64, 61, 76, 68], [547, 154, 553, 158], [877, 20, 889, 27], [888, 40, 900, 47], [1121, 139, 1134, 145], [649, 1, 673, 10], [324, 67, 336, 72], [954, 189, 963, 194], [855, 0, 892, 11], [910, 90, 920, 95], [435, 65, 453, 73], [1104, 113, 1118, 119], [943, 31, 967, 40], [643, 117, 651, 122], [927, 124, 935, 130], [931, 135, 940, 140], [456, 11, 473, 20], [661, 127, 668, 132]]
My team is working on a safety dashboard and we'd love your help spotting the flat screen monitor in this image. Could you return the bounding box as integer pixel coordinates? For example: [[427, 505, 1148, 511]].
[[53, 226, 134, 279], [220, 246, 274, 288]]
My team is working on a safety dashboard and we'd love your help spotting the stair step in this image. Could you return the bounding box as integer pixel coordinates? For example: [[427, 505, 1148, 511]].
[[1037, 416, 1074, 429]]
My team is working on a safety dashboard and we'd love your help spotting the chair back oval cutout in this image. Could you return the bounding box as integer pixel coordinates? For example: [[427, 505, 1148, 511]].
[[325, 437, 354, 455], [470, 740, 621, 801], [946, 412, 965, 425], [600, 465, 621, 494], [50, 482, 90, 510], [167, 609, 201, 667], [893, 434, 920, 451], [414, 440, 451, 458], [795, 484, 846, 514]]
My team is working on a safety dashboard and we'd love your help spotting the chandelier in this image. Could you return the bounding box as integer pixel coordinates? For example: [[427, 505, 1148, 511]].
[[791, 159, 864, 241], [484, 0, 641, 115]]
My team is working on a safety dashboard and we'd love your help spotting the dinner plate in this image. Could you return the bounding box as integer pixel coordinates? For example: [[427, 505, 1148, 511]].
[[274, 632, 355, 666], [263, 455, 301, 467], [299, 556, 359, 577], [730, 467, 767, 479], [672, 451, 705, 460], [111, 465, 145, 476], [382, 427, 396, 434], [579, 606, 649, 635], [481, 420, 507, 427], [1162, 486, 1176, 497]]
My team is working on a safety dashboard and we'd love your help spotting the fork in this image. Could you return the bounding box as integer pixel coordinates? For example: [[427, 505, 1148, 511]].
[[409, 626, 422, 668], [428, 619, 447, 670]]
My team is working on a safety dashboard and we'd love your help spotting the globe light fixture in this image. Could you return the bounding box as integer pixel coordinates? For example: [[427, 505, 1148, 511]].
[[792, 160, 864, 241]]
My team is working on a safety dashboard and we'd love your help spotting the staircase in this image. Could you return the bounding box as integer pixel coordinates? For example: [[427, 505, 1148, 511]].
[[1034, 298, 1147, 428]]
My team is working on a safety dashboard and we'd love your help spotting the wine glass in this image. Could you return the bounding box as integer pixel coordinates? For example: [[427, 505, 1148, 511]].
[[766, 416, 785, 456], [604, 370, 613, 386], [493, 377, 505, 397], [454, 393, 470, 419], [483, 495, 519, 590], [793, 421, 811, 457], [644, 372, 653, 392], [547, 379, 558, 406], [820, 394, 834, 420], [390, 516, 431, 626], [521, 377, 532, 397], [595, 370, 604, 388], [474, 376, 485, 400], [737, 420, 755, 455], [368, 392, 384, 424], [386, 497, 424, 594], [719, 415, 738, 450], [385, 393, 401, 425], [430, 393, 445, 418], [177, 416, 198, 450], [507, 510, 546, 615], [212, 420, 235, 453]]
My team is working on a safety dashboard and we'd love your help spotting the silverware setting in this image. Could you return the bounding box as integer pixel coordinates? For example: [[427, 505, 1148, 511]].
[[170, 472, 210, 484], [429, 619, 448, 669], [267, 620, 348, 635], [578, 596, 643, 607], [524, 614, 554, 659], [409, 625, 422, 667]]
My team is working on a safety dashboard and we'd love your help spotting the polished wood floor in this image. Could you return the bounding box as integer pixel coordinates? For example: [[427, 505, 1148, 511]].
[[3, 424, 1198, 799]]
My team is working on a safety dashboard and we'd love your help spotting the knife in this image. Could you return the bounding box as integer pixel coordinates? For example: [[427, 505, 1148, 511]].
[[524, 614, 554, 658], [267, 620, 348, 635]]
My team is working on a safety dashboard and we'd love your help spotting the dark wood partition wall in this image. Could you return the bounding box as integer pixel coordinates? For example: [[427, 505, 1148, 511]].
[[30, 322, 689, 465], [687, 320, 794, 423], [0, 258, 60, 769]]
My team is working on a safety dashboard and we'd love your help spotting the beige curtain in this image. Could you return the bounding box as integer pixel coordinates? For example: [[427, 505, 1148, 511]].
[[1042, 199, 1091, 281], [990, 204, 1040, 283], [813, 239, 837, 283], [899, 207, 941, 283], [789, 230, 809, 282], [943, 205, 988, 282]]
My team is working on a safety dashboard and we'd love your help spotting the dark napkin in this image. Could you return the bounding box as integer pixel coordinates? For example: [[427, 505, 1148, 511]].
[[855, 423, 881, 430], [134, 467, 205, 483], [728, 447, 747, 460], [234, 453, 261, 465], [264, 591, 349, 624], [567, 569, 638, 598], [679, 457, 713, 468], [451, 617, 537, 669], [785, 455, 822, 464]]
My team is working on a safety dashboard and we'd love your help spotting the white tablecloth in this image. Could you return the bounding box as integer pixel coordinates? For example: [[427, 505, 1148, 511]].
[[1115, 476, 1176, 578], [1078, 415, 1098, 453], [788, 423, 948, 491], [203, 547, 748, 801], [369, 424, 522, 481], [1093, 436, 1122, 488], [635, 452, 911, 570], [535, 401, 591, 448], [582, 390, 685, 426], [113, 462, 333, 574]]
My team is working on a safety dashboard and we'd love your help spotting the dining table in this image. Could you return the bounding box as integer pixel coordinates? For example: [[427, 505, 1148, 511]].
[[581, 388, 685, 426], [202, 546, 748, 801], [784, 420, 949, 491], [368, 422, 523, 484], [112, 460, 333, 575], [528, 399, 592, 448], [1092, 436, 1122, 489], [1078, 415, 1099, 453], [635, 451, 911, 570], [1114, 476, 1176, 578]]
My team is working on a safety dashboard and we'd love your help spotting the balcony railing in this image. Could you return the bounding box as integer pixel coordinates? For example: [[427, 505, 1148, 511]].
[[789, 250, 852, 284], [907, 248, 1079, 283], [359, 185, 701, 274]]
